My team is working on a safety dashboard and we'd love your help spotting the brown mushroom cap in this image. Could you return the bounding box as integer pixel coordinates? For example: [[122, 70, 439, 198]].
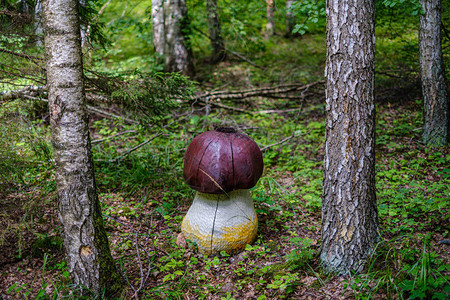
[[183, 127, 264, 194]]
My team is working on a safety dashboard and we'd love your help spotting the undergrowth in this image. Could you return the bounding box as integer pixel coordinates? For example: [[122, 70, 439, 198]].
[[1, 23, 449, 299]]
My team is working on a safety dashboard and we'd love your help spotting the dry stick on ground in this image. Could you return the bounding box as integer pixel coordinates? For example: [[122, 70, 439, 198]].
[[202, 97, 248, 113], [0, 85, 46, 101], [111, 132, 165, 162], [85, 104, 138, 124], [192, 80, 324, 114], [260, 135, 298, 151], [222, 46, 266, 70], [260, 93, 309, 151], [108, 105, 203, 162], [91, 130, 138, 144], [193, 80, 325, 102], [104, 215, 154, 298]]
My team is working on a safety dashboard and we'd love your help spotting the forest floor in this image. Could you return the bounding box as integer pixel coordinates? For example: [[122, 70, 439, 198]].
[[1, 34, 449, 299], [1, 75, 449, 299]]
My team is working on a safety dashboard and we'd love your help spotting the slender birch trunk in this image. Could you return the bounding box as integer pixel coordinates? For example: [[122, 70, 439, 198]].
[[321, 0, 379, 275], [163, 0, 194, 76], [43, 0, 122, 294], [152, 0, 165, 56]]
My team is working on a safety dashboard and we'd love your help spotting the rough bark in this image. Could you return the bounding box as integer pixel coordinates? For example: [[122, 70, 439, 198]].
[[151, 0, 165, 56], [285, 0, 295, 37], [206, 0, 225, 64], [265, 0, 275, 37], [34, 0, 44, 47], [419, 0, 449, 146], [163, 0, 194, 76], [42, 0, 122, 294], [321, 0, 379, 275]]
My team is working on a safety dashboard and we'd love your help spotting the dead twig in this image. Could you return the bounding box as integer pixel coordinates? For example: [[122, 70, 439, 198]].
[[107, 106, 202, 162], [86, 104, 138, 124], [260, 97, 310, 151], [203, 98, 247, 113], [260, 134, 298, 151], [91, 130, 137, 144], [104, 215, 155, 299], [223, 46, 266, 70], [111, 132, 165, 162], [192, 80, 324, 102], [1, 85, 139, 124]]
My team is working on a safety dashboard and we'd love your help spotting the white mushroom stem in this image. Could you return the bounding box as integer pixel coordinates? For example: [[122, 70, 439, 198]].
[[181, 189, 258, 255]]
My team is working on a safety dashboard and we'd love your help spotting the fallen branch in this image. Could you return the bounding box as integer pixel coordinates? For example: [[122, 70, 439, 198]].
[[260, 134, 298, 151], [202, 98, 247, 113], [223, 46, 266, 70], [111, 132, 164, 162], [1, 85, 139, 124], [259, 98, 311, 151], [254, 107, 301, 114], [91, 130, 137, 144], [105, 106, 203, 162], [0, 48, 44, 61], [1, 85, 46, 101], [86, 104, 138, 124], [104, 214, 155, 299], [192, 80, 324, 102]]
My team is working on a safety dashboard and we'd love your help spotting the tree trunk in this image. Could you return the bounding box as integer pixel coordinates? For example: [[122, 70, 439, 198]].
[[206, 0, 225, 64], [265, 0, 275, 38], [152, 0, 165, 56], [42, 0, 122, 295], [34, 0, 44, 47], [285, 0, 295, 37], [419, 0, 449, 146], [163, 0, 194, 76], [321, 0, 379, 275]]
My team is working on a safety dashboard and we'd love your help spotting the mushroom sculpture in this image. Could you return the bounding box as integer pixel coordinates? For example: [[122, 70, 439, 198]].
[[181, 127, 264, 255]]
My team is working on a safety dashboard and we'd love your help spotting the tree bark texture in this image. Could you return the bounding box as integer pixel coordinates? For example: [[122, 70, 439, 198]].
[[43, 0, 122, 294], [160, 0, 194, 76], [266, 0, 275, 37], [152, 0, 165, 56], [419, 0, 449, 146], [321, 0, 379, 275], [206, 0, 225, 64], [285, 0, 295, 37], [34, 0, 44, 47]]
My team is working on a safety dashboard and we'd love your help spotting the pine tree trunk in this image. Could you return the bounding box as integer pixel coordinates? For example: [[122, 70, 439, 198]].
[[419, 0, 449, 146], [206, 0, 225, 64], [163, 0, 194, 76], [152, 0, 165, 56], [285, 0, 295, 37], [321, 0, 379, 275], [43, 0, 122, 294]]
